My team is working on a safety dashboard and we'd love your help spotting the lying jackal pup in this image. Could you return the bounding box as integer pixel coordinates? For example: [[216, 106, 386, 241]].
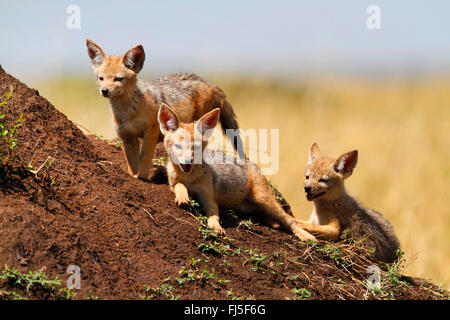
[[298, 143, 400, 262], [157, 104, 315, 241], [86, 39, 244, 180]]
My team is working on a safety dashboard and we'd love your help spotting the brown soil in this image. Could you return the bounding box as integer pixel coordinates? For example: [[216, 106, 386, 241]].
[[0, 65, 447, 300]]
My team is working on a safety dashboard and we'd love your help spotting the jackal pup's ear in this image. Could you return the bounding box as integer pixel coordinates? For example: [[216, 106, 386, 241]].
[[86, 39, 106, 67], [195, 108, 220, 140], [122, 44, 145, 73], [333, 150, 358, 178], [158, 104, 180, 135], [308, 142, 322, 165]]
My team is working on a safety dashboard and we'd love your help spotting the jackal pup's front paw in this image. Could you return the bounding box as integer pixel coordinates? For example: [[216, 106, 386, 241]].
[[173, 185, 190, 206], [293, 225, 317, 242], [207, 216, 225, 235], [175, 194, 190, 206]]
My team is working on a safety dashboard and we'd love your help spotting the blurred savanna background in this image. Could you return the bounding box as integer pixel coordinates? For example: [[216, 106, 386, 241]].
[[1, 1, 449, 289]]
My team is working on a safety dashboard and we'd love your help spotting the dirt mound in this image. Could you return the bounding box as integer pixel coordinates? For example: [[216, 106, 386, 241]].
[[0, 66, 447, 300]]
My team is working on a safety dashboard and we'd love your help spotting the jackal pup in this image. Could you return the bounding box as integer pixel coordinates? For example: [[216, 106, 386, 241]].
[[86, 39, 244, 180], [157, 104, 315, 241], [298, 143, 400, 262]]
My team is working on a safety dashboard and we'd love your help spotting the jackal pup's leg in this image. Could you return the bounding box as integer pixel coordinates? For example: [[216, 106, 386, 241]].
[[295, 219, 340, 241], [255, 199, 316, 241], [196, 184, 225, 234], [136, 126, 160, 180], [121, 134, 140, 176], [249, 174, 316, 241]]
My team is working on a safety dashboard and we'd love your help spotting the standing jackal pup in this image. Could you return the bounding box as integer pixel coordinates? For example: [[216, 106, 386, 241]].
[[86, 39, 244, 180], [298, 143, 400, 262], [158, 104, 315, 241]]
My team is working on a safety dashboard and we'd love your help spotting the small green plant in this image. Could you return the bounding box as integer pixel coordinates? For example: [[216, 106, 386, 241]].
[[198, 224, 218, 240], [0, 266, 62, 294], [238, 218, 254, 230], [109, 138, 123, 149], [329, 277, 347, 285], [189, 256, 209, 266], [216, 278, 231, 285], [25, 160, 35, 171], [272, 250, 287, 261], [367, 250, 411, 299], [88, 291, 100, 300], [0, 289, 27, 300], [152, 156, 167, 167], [367, 284, 389, 298], [273, 249, 286, 257], [305, 239, 319, 247], [287, 274, 301, 281], [428, 285, 447, 298], [318, 243, 349, 267], [226, 288, 255, 300], [176, 266, 217, 285], [198, 241, 239, 257], [340, 228, 352, 243], [143, 281, 180, 300], [247, 249, 267, 272], [90, 132, 105, 140], [0, 89, 24, 166], [25, 156, 56, 185], [175, 263, 230, 288], [0, 266, 81, 300], [385, 250, 407, 286], [187, 199, 209, 224], [291, 287, 311, 299], [198, 242, 222, 256], [221, 259, 231, 267], [59, 287, 77, 300]]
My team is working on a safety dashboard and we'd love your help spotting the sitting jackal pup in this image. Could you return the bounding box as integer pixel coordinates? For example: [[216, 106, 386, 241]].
[[298, 143, 400, 262], [86, 39, 244, 180], [157, 104, 315, 241]]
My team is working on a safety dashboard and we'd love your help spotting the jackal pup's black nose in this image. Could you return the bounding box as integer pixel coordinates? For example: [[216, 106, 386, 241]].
[[101, 89, 109, 96]]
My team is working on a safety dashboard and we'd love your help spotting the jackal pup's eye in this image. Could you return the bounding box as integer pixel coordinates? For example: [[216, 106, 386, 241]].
[[319, 178, 329, 183], [114, 77, 124, 82], [305, 175, 309, 180], [98, 76, 104, 81]]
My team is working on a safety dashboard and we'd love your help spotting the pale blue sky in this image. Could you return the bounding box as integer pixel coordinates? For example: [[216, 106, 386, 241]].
[[1, 0, 450, 80]]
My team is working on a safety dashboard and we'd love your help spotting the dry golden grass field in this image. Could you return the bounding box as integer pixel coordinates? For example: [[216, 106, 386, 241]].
[[34, 74, 450, 289]]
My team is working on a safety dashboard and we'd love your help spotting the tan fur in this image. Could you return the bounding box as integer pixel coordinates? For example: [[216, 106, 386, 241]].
[[158, 105, 315, 241], [299, 143, 400, 262], [86, 39, 244, 180]]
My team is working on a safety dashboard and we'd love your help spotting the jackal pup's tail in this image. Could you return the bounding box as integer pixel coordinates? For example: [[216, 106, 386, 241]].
[[218, 99, 246, 160]]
